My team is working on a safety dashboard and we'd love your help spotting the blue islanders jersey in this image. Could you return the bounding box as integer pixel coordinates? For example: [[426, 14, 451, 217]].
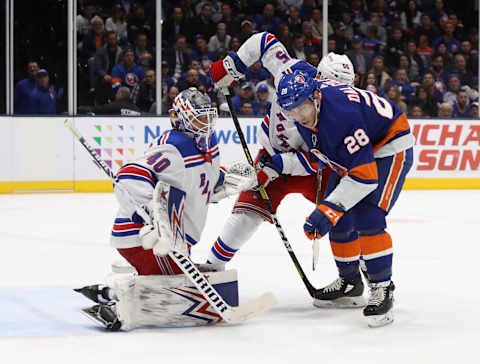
[[111, 130, 221, 250], [296, 79, 414, 210]]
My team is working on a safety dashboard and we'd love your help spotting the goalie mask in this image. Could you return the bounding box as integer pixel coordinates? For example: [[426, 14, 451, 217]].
[[170, 88, 218, 152]]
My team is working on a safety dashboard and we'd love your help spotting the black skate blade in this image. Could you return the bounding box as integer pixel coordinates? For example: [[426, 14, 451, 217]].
[[81, 306, 121, 331]]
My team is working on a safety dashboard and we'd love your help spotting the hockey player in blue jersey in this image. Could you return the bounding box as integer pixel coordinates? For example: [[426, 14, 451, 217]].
[[273, 71, 414, 327]]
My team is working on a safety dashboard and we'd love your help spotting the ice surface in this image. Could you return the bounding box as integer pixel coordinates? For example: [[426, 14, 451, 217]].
[[1, 190, 479, 363]]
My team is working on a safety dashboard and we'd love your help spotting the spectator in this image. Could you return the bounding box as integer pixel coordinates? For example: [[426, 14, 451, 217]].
[[351, 0, 368, 26], [190, 2, 216, 42], [187, 60, 211, 88], [307, 53, 320, 68], [217, 3, 238, 35], [412, 85, 438, 117], [340, 10, 355, 41], [417, 34, 435, 66], [331, 22, 349, 54], [363, 25, 381, 58], [164, 7, 189, 44], [176, 68, 202, 91], [232, 82, 258, 115], [328, 39, 337, 54], [131, 69, 156, 112], [302, 22, 321, 55], [256, 76, 275, 103], [255, 83, 271, 116], [459, 40, 476, 74], [77, 2, 97, 40], [451, 54, 475, 87], [92, 31, 123, 104], [79, 87, 140, 115], [81, 16, 106, 62], [387, 68, 416, 103], [161, 85, 179, 114], [429, 54, 448, 90], [369, 55, 391, 89], [30, 69, 58, 114], [239, 20, 256, 43], [428, 0, 449, 28], [470, 102, 478, 118], [208, 23, 231, 53], [230, 37, 241, 52], [409, 104, 424, 117], [276, 23, 292, 50], [354, 73, 361, 88], [255, 3, 280, 34], [289, 34, 307, 60], [417, 14, 441, 43], [105, 4, 127, 43], [191, 36, 216, 74], [452, 89, 470, 118], [400, 0, 422, 33], [239, 101, 255, 116], [14, 60, 39, 114], [127, 4, 152, 44], [346, 35, 372, 75], [360, 12, 387, 47], [386, 85, 407, 114], [363, 72, 384, 96], [246, 61, 270, 85], [405, 40, 425, 82], [161, 61, 175, 97], [286, 6, 303, 35], [311, 8, 333, 41], [441, 74, 478, 105], [422, 71, 444, 104], [300, 0, 315, 20], [195, 0, 223, 23], [111, 48, 146, 95], [385, 28, 406, 71], [437, 102, 453, 117], [134, 32, 154, 69], [433, 20, 460, 53], [165, 35, 191, 82]]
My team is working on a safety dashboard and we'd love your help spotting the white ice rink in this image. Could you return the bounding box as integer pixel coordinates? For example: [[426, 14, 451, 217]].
[[1, 190, 479, 363]]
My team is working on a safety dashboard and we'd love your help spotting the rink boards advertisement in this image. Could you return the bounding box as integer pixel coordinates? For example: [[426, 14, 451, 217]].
[[0, 116, 479, 193]]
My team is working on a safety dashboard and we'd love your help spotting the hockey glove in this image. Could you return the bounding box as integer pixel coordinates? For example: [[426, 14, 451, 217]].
[[255, 153, 283, 189], [209, 52, 247, 90], [304, 201, 345, 240]]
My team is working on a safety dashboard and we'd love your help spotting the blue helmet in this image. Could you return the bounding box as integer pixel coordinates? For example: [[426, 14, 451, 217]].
[[277, 70, 317, 110]]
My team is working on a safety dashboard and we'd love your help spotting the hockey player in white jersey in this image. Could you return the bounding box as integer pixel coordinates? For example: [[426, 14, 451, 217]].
[[76, 88, 257, 330], [208, 32, 367, 308]]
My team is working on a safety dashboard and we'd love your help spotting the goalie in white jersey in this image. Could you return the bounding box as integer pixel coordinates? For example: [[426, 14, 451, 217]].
[[76, 88, 257, 330]]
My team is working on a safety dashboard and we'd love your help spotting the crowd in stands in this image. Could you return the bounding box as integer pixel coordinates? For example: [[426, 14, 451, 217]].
[[12, 0, 479, 118]]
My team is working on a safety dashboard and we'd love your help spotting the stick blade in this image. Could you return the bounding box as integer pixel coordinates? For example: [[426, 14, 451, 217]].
[[227, 292, 277, 324]]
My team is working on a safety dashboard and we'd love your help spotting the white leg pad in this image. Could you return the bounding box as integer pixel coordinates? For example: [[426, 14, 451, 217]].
[[106, 270, 239, 330]]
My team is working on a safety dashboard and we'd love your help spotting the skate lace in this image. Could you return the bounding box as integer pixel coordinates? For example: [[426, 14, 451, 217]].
[[368, 286, 386, 306], [323, 278, 344, 293]]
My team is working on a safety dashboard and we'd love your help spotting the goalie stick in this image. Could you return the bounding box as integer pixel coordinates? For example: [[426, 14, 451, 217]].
[[64, 118, 277, 324], [224, 91, 324, 299]]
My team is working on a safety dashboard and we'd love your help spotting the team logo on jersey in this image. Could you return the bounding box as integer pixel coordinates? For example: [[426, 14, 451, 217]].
[[312, 134, 317, 146], [295, 74, 305, 83], [125, 73, 139, 86]]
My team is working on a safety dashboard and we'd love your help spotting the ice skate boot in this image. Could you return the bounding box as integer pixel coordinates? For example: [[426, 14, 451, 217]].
[[74, 284, 112, 303], [363, 281, 395, 328], [313, 273, 366, 308], [81, 302, 122, 331]]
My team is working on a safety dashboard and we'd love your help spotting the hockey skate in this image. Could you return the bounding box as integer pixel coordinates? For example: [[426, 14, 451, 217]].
[[81, 302, 122, 331], [363, 281, 395, 328], [74, 284, 113, 304], [313, 274, 367, 308]]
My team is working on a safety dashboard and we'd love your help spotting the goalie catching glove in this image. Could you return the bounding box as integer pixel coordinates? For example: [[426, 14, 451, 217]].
[[304, 201, 345, 240], [211, 161, 258, 202], [209, 52, 248, 90]]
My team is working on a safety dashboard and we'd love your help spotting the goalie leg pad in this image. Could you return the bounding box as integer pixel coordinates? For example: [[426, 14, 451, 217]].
[[106, 270, 239, 330]]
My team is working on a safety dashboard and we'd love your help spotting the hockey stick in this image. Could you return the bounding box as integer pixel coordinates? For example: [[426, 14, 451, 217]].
[[65, 118, 277, 324], [224, 91, 321, 298]]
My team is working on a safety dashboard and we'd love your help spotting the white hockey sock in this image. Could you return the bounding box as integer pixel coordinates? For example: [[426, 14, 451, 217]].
[[208, 212, 263, 265]]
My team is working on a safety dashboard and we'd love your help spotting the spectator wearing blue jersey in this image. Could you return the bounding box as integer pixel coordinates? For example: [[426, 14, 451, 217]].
[[14, 60, 39, 114], [452, 89, 470, 118], [245, 61, 270, 85], [386, 69, 416, 104], [255, 83, 271, 117], [29, 69, 58, 114], [191, 36, 216, 74], [254, 3, 280, 34], [111, 48, 146, 95], [232, 82, 259, 115], [363, 25, 381, 58], [432, 20, 460, 54]]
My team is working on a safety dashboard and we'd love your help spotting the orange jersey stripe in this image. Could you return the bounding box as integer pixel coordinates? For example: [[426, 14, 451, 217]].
[[349, 161, 379, 182], [372, 113, 410, 153], [330, 240, 361, 259], [359, 233, 392, 256], [379, 151, 405, 211]]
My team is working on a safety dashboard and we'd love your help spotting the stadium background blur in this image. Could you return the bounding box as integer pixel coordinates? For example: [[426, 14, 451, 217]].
[[1, 0, 478, 118]]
